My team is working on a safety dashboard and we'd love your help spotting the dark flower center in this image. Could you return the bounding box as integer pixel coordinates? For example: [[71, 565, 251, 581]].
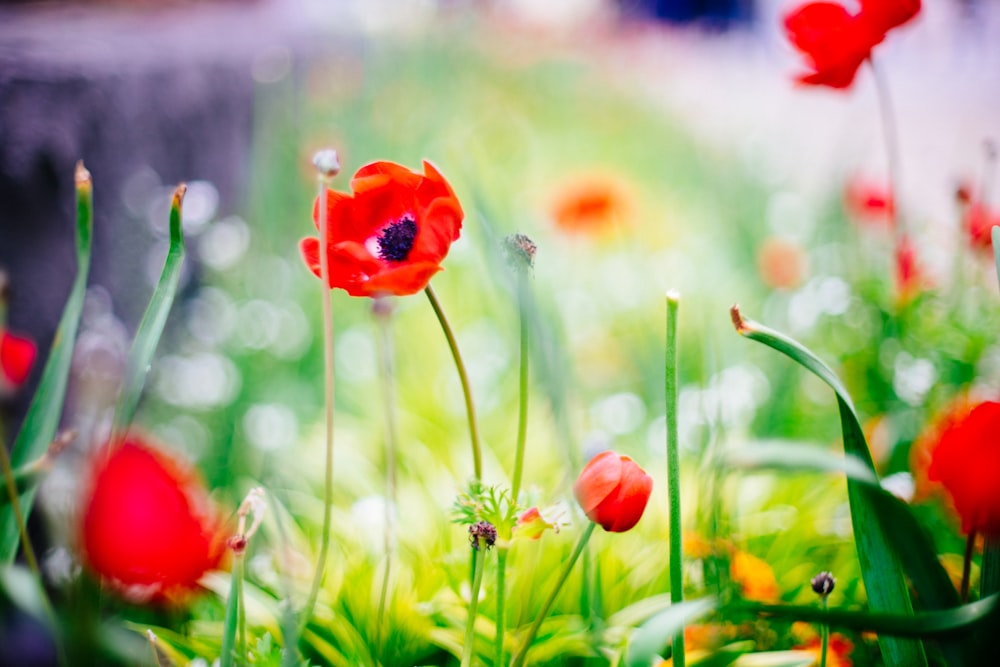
[[377, 216, 418, 263]]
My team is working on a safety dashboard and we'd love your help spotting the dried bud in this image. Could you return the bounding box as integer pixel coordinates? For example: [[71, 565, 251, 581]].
[[227, 534, 248, 555], [503, 233, 537, 271], [312, 149, 341, 179], [811, 571, 836, 597], [468, 520, 497, 551]]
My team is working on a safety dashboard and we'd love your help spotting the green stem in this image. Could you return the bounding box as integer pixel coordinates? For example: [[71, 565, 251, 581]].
[[509, 523, 597, 667], [302, 177, 337, 627], [962, 530, 977, 603], [424, 284, 482, 481], [868, 55, 904, 241], [982, 537, 1000, 598], [237, 556, 247, 666], [511, 274, 530, 501], [819, 596, 829, 667], [495, 548, 508, 667], [665, 292, 685, 667], [374, 301, 399, 650], [461, 546, 488, 667], [0, 433, 39, 577]]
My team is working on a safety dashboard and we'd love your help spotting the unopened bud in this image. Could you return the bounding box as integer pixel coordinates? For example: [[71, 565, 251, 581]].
[[468, 520, 497, 551], [503, 233, 537, 271], [811, 571, 835, 597], [312, 149, 341, 179]]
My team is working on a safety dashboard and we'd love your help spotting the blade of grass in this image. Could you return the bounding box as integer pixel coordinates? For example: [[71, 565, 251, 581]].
[[220, 558, 243, 667], [0, 162, 93, 563], [730, 306, 958, 666], [110, 184, 187, 441], [665, 292, 686, 667], [625, 597, 717, 667]]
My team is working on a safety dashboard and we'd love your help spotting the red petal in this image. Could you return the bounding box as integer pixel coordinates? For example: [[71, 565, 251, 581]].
[[859, 0, 921, 34], [0, 329, 36, 386], [599, 457, 653, 533], [574, 451, 623, 516], [361, 261, 442, 296]]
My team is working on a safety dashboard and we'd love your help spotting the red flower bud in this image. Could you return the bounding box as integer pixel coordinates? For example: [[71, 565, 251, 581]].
[[0, 327, 36, 389], [573, 450, 653, 533], [79, 437, 225, 603]]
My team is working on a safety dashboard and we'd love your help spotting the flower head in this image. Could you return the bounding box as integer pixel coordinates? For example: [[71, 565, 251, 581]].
[[300, 160, 463, 297], [811, 570, 836, 597], [783, 0, 921, 89], [573, 450, 652, 533], [79, 437, 225, 603], [844, 177, 894, 228], [925, 401, 1000, 536], [0, 327, 36, 391]]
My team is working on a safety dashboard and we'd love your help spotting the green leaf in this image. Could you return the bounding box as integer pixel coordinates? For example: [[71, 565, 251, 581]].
[[731, 594, 998, 638], [220, 558, 244, 667], [625, 597, 717, 667], [111, 183, 187, 440], [731, 306, 959, 666], [719, 441, 879, 486], [0, 162, 93, 563]]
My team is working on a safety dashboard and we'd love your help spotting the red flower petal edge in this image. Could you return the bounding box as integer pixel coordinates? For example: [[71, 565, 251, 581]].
[[299, 160, 464, 297], [0, 328, 37, 388], [79, 437, 225, 604], [573, 450, 653, 533]]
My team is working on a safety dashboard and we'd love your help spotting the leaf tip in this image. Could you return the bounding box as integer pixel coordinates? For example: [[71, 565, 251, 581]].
[[666, 289, 680, 305], [75, 160, 92, 192], [730, 304, 750, 335], [172, 183, 188, 208]]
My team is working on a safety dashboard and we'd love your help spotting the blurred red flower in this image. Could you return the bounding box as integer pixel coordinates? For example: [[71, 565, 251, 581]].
[[548, 171, 636, 236], [964, 200, 1000, 253], [783, 0, 920, 89], [300, 160, 464, 297], [844, 177, 894, 228], [79, 437, 225, 603], [756, 237, 806, 290], [573, 450, 652, 533], [894, 236, 925, 301], [0, 328, 36, 390], [925, 401, 1000, 536], [794, 632, 855, 667]]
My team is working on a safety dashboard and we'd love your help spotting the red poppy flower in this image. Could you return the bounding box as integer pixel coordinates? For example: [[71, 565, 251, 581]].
[[858, 0, 921, 35], [0, 328, 36, 389], [299, 160, 463, 297], [964, 201, 1000, 252], [925, 401, 1000, 536], [784, 2, 880, 89], [79, 437, 225, 603], [573, 450, 653, 533], [894, 235, 925, 301]]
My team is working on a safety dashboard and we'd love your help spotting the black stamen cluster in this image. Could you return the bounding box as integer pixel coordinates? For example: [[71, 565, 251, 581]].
[[811, 571, 836, 597], [378, 217, 418, 262], [469, 520, 497, 551]]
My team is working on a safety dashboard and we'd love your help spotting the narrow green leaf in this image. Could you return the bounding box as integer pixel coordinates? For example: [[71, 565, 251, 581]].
[[719, 441, 879, 486], [0, 162, 93, 563], [111, 183, 187, 440], [731, 651, 812, 667], [730, 306, 959, 666], [220, 559, 243, 667], [732, 594, 998, 638], [625, 597, 716, 667]]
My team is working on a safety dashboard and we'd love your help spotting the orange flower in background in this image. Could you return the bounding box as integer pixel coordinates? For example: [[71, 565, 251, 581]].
[[79, 437, 225, 603], [910, 397, 973, 502], [0, 327, 36, 390], [573, 450, 653, 533], [730, 550, 780, 602], [549, 172, 635, 236], [299, 160, 464, 297], [794, 632, 855, 667], [924, 401, 1000, 536], [783, 0, 921, 89], [757, 237, 806, 290]]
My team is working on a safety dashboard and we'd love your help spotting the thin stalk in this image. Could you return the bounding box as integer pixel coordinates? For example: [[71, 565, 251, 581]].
[[509, 522, 597, 667], [983, 536, 1000, 598], [146, 630, 163, 667], [302, 175, 337, 626], [962, 530, 977, 603], [424, 284, 482, 481], [461, 546, 488, 667], [0, 434, 39, 576], [374, 300, 399, 650], [665, 292, 685, 667], [869, 55, 904, 242], [495, 548, 508, 667], [819, 596, 829, 667], [511, 273, 530, 500], [237, 555, 247, 666]]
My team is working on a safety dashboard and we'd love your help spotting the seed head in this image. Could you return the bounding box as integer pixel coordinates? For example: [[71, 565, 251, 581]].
[[503, 233, 537, 272], [811, 571, 836, 597], [469, 520, 497, 551]]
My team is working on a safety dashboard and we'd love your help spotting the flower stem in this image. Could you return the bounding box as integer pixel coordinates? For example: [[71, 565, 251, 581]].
[[819, 596, 829, 667], [374, 299, 399, 651], [495, 547, 508, 666], [0, 428, 39, 576], [665, 292, 686, 667], [511, 273, 530, 501], [962, 529, 977, 603], [424, 284, 482, 481], [461, 546, 488, 667], [869, 55, 904, 241], [509, 522, 597, 667], [302, 176, 337, 627]]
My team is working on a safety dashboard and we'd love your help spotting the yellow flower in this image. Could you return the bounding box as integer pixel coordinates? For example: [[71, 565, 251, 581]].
[[730, 550, 780, 602]]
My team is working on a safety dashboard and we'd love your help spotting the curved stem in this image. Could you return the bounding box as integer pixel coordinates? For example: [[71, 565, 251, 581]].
[[962, 530, 977, 603], [461, 547, 488, 667], [424, 284, 482, 481], [869, 55, 904, 241], [0, 435, 38, 577], [374, 301, 399, 650], [509, 522, 596, 667], [511, 274, 530, 501], [302, 178, 337, 626], [819, 596, 829, 667]]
